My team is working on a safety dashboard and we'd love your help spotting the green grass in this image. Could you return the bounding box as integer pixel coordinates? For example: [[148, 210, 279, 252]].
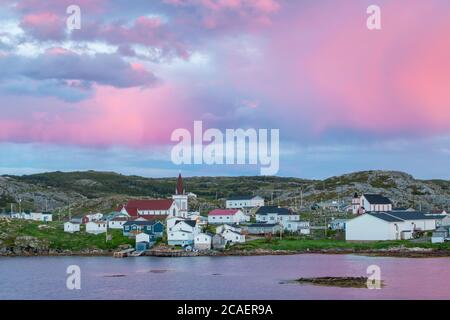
[[0, 220, 134, 251], [231, 237, 450, 251]]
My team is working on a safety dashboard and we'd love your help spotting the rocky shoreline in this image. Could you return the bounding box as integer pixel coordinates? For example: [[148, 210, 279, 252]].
[[2, 243, 450, 258]]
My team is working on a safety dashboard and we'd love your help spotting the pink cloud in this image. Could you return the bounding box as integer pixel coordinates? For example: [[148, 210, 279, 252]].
[[219, 1, 450, 138], [0, 84, 194, 147], [20, 12, 65, 40]]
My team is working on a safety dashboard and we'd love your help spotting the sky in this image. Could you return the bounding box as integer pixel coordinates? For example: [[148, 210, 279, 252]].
[[0, 0, 449, 179]]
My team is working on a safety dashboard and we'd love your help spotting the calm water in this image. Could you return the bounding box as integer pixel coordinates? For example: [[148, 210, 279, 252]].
[[1, 254, 449, 300]]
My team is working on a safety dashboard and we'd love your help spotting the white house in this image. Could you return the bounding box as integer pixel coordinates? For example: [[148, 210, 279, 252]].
[[86, 221, 107, 234], [168, 219, 200, 246], [11, 212, 53, 222], [29, 212, 53, 222], [170, 219, 200, 234], [194, 233, 213, 251], [108, 217, 128, 229], [329, 219, 348, 231], [222, 229, 245, 244], [346, 211, 437, 241], [431, 227, 449, 244], [136, 232, 151, 244], [283, 220, 310, 234], [64, 221, 80, 233], [168, 230, 194, 246], [85, 212, 103, 222], [425, 213, 450, 227], [255, 206, 301, 229], [215, 224, 242, 235], [352, 193, 393, 214], [225, 196, 264, 209], [208, 209, 249, 224]]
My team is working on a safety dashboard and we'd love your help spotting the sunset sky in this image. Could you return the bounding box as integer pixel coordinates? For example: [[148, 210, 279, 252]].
[[0, 0, 449, 179]]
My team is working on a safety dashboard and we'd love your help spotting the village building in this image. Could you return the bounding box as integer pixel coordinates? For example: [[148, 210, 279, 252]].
[[172, 173, 189, 218], [222, 228, 245, 244], [70, 215, 89, 224], [352, 193, 393, 214], [208, 209, 249, 224], [215, 223, 243, 235], [135, 232, 153, 251], [194, 232, 213, 251], [123, 220, 164, 238], [283, 220, 310, 234], [225, 196, 264, 209], [168, 218, 200, 246], [168, 230, 194, 247], [64, 221, 80, 233], [10, 211, 53, 222], [256, 206, 301, 229], [86, 221, 107, 234], [108, 217, 128, 229], [118, 199, 178, 219], [30, 212, 53, 222], [425, 213, 450, 227], [346, 211, 438, 241], [212, 234, 227, 250], [431, 227, 449, 244], [85, 212, 103, 222], [329, 219, 349, 231], [171, 219, 200, 234], [246, 223, 281, 235]]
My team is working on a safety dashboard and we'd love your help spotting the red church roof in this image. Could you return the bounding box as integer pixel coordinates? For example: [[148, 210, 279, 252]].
[[119, 199, 174, 217], [209, 209, 240, 216]]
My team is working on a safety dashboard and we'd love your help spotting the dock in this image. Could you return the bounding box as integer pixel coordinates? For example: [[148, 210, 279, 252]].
[[113, 248, 135, 258], [129, 250, 145, 257]]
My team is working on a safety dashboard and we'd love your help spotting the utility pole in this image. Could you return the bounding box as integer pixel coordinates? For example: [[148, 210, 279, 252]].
[[300, 188, 303, 209]]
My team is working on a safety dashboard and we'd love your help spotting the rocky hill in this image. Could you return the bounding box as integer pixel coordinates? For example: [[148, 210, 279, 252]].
[[0, 170, 448, 215]]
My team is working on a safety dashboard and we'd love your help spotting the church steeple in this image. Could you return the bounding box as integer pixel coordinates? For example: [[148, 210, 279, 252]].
[[173, 173, 188, 218], [176, 173, 184, 195]]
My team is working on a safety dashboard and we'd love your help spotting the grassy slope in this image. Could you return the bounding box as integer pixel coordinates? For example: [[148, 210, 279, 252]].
[[231, 237, 450, 251], [0, 220, 134, 251]]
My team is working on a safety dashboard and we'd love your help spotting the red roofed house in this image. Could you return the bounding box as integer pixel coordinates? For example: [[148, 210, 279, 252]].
[[208, 209, 249, 224]]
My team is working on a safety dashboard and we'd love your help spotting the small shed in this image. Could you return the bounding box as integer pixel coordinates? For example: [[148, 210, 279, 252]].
[[64, 221, 80, 233], [135, 232, 151, 251], [432, 227, 449, 244], [212, 234, 226, 250]]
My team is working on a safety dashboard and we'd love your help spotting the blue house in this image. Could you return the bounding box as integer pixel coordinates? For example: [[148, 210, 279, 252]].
[[123, 220, 165, 238]]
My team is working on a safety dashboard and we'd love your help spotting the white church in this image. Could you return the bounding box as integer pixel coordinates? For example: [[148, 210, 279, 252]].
[[118, 173, 189, 219]]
